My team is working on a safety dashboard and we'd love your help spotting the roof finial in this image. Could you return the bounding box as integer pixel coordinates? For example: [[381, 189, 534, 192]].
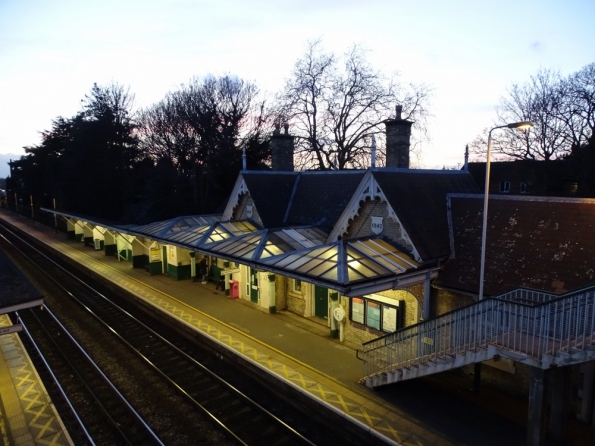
[[371, 135, 376, 170]]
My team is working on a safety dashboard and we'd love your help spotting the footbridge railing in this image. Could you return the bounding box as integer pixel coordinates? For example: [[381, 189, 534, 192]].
[[361, 285, 595, 387]]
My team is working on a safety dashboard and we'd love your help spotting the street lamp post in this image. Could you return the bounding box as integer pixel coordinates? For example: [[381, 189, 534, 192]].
[[478, 121, 532, 300]]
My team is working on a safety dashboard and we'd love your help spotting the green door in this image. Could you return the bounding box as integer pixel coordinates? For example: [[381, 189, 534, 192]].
[[250, 268, 259, 303], [314, 286, 328, 319]]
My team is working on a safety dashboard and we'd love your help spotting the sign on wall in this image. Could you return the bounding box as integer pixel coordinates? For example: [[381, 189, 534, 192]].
[[352, 298, 365, 324], [382, 305, 397, 332], [150, 246, 161, 262], [371, 216, 383, 235]]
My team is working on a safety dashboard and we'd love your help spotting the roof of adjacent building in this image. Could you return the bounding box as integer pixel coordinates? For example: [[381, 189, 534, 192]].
[[467, 158, 595, 197], [0, 248, 44, 314], [373, 169, 479, 261], [436, 194, 595, 296]]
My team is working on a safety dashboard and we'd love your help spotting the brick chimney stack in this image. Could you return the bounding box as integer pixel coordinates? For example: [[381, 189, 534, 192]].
[[271, 122, 295, 171], [385, 105, 413, 168]]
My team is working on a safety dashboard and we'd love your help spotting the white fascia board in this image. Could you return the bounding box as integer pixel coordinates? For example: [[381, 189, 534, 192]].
[[222, 175, 249, 220]]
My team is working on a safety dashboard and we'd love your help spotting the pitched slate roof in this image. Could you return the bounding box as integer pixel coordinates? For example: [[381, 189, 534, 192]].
[[241, 172, 298, 227], [436, 194, 595, 296], [372, 169, 479, 261], [285, 171, 366, 230]]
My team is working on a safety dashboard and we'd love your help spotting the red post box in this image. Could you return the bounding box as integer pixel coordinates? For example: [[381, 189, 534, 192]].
[[229, 280, 239, 299]]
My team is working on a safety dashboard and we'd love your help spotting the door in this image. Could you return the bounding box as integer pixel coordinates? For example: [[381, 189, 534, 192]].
[[162, 246, 167, 275], [314, 286, 328, 319], [250, 268, 259, 303]]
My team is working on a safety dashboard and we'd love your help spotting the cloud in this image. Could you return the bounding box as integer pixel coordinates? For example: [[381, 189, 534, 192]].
[[530, 41, 545, 53]]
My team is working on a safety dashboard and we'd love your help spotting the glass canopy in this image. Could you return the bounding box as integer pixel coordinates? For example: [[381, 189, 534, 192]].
[[123, 215, 421, 289], [133, 215, 221, 239], [260, 238, 419, 286]]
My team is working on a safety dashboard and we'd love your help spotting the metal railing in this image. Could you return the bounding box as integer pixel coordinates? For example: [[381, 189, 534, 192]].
[[362, 285, 595, 379]]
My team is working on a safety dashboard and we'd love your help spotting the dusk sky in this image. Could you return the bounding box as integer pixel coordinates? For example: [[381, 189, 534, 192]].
[[0, 0, 593, 176]]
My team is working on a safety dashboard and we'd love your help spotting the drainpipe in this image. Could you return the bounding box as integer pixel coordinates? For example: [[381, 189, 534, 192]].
[[423, 271, 432, 320]]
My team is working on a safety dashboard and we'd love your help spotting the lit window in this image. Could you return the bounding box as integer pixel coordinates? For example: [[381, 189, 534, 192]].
[[350, 297, 401, 332], [500, 181, 510, 193], [351, 298, 365, 324], [293, 279, 302, 292], [366, 301, 381, 330]]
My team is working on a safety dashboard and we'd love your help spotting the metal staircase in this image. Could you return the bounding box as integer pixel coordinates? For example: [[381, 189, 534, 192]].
[[361, 285, 595, 388]]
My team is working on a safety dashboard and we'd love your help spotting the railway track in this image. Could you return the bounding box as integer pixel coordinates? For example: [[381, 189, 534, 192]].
[[0, 217, 361, 445], [17, 305, 164, 445]]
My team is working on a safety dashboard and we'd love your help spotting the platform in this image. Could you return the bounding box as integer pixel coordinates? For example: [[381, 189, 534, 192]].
[[0, 315, 72, 446], [3, 210, 594, 446]]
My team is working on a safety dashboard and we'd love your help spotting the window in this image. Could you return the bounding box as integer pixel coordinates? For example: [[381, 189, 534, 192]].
[[351, 298, 365, 324], [366, 301, 381, 330], [350, 296, 401, 332], [293, 279, 302, 292], [520, 182, 528, 194], [500, 181, 510, 193]]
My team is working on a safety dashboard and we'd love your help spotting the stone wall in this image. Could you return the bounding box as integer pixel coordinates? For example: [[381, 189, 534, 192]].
[[274, 275, 288, 311], [432, 287, 476, 317], [286, 279, 306, 316]]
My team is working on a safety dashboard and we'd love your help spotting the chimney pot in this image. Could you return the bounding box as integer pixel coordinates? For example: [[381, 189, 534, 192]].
[[385, 109, 412, 169], [271, 125, 295, 171]]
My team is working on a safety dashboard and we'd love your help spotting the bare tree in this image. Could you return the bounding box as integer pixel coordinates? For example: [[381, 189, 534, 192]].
[[472, 65, 595, 161], [138, 92, 199, 173], [492, 69, 567, 161], [276, 40, 431, 170], [559, 63, 595, 151], [138, 75, 270, 212]]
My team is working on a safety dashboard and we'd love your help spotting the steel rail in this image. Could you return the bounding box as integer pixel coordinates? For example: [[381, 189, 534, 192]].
[[0, 217, 317, 446], [16, 312, 94, 446]]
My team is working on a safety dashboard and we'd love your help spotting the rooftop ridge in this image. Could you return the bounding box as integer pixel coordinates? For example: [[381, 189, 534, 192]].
[[447, 193, 595, 204]]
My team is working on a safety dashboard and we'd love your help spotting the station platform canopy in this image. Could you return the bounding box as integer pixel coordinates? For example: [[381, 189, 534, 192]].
[[42, 209, 434, 296]]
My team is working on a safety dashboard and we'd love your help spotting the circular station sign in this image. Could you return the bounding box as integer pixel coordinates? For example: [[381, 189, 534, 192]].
[[333, 306, 346, 322]]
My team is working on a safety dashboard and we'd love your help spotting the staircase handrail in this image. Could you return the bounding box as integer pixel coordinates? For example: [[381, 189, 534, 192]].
[[361, 284, 595, 379]]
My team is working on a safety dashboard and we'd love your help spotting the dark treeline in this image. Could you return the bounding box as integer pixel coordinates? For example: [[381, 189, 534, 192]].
[[8, 40, 431, 223], [9, 77, 270, 223]]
